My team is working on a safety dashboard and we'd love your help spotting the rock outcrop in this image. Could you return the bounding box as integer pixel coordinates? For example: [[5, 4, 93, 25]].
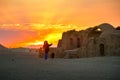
[[0, 44, 11, 54], [0, 44, 8, 51]]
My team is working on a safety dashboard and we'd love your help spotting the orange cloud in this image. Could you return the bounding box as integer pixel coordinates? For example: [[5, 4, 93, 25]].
[[0, 0, 120, 48], [0, 24, 82, 48]]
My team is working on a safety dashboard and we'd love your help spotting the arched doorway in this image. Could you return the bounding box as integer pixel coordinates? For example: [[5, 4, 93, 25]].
[[99, 44, 105, 56], [77, 38, 80, 48]]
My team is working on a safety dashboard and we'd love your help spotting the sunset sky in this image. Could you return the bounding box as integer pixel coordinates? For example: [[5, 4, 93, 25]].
[[0, 0, 120, 48]]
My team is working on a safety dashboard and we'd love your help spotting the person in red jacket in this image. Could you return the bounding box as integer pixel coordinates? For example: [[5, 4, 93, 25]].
[[43, 41, 52, 60]]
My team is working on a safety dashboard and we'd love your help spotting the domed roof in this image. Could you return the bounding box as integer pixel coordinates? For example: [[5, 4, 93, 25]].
[[99, 23, 113, 27], [98, 23, 115, 32]]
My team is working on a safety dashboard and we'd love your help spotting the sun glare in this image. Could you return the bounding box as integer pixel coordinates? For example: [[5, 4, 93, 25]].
[[27, 41, 44, 46], [34, 42, 44, 45], [45, 33, 62, 44]]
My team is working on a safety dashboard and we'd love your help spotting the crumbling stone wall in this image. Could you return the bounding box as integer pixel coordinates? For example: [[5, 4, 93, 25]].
[[56, 23, 120, 58]]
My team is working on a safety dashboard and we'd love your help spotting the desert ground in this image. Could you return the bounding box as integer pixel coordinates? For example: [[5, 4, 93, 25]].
[[0, 53, 120, 80]]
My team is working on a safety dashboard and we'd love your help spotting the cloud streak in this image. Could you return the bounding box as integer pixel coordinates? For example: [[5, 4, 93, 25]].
[[0, 0, 120, 48], [0, 23, 81, 48]]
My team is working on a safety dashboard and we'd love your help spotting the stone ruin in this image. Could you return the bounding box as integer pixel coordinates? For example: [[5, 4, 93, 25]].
[[55, 23, 120, 58]]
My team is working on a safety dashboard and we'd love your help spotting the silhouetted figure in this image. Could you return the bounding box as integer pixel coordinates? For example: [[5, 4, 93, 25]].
[[51, 52, 55, 59], [43, 41, 52, 60]]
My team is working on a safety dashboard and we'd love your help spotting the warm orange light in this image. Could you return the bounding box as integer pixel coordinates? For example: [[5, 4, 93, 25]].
[[27, 40, 44, 46], [0, 0, 119, 48], [44, 33, 62, 45]]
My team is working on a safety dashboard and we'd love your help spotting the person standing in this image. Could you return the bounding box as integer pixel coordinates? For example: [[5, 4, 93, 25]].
[[43, 41, 52, 60]]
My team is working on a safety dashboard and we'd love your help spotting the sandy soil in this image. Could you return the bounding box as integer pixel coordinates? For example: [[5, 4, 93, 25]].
[[0, 54, 120, 80]]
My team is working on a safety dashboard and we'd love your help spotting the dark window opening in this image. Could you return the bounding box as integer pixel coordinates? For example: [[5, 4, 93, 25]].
[[99, 44, 105, 56], [77, 38, 80, 48]]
